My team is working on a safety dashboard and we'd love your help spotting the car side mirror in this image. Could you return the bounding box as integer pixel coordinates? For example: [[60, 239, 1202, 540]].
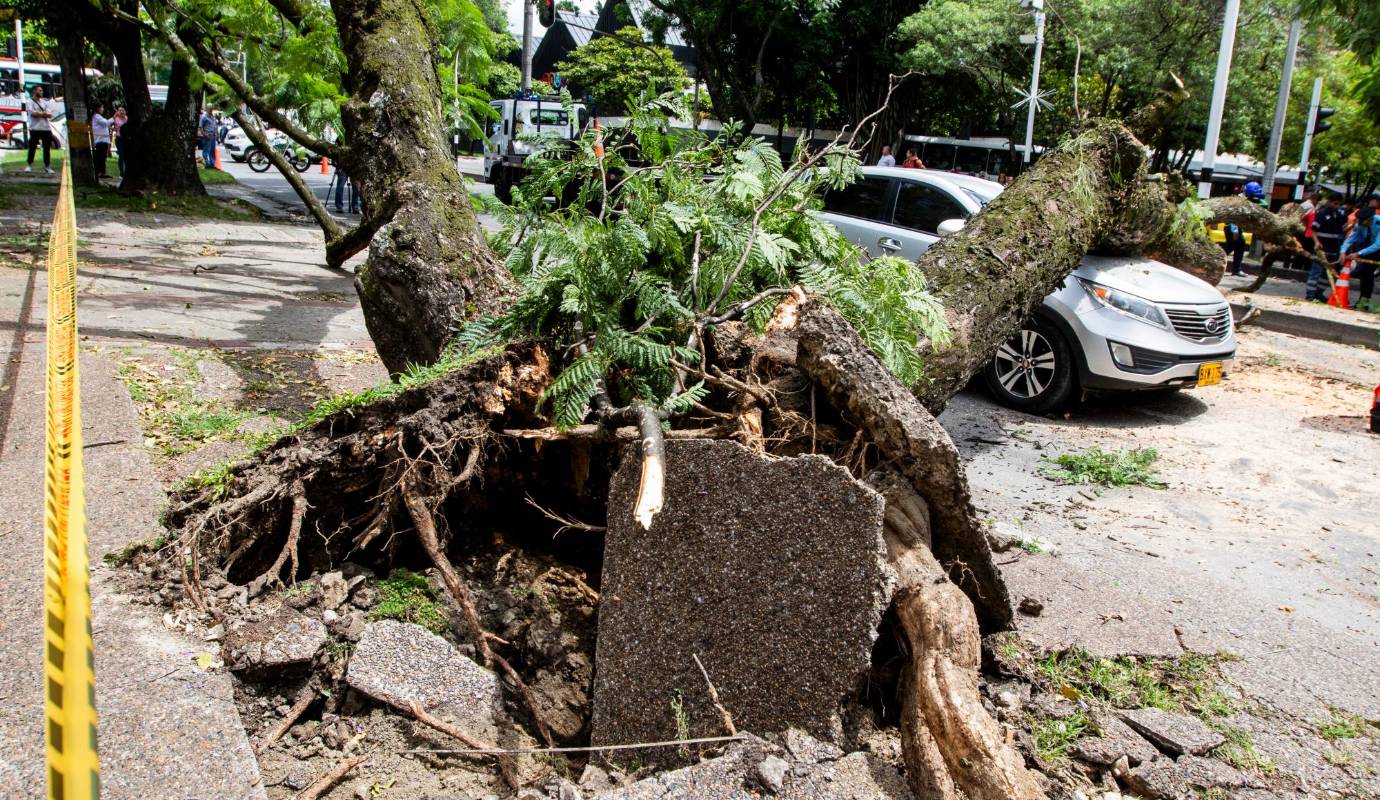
[[937, 218, 967, 236]]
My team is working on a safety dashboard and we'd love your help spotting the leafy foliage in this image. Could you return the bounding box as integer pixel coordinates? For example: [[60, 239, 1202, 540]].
[[1040, 446, 1166, 488], [463, 95, 950, 429], [556, 26, 690, 114]]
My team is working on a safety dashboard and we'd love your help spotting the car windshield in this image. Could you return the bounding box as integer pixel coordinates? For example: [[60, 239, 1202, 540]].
[[529, 109, 568, 126]]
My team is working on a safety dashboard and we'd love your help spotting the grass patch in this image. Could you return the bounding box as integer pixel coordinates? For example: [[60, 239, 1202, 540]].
[[115, 351, 252, 455], [177, 461, 237, 501], [1041, 446, 1167, 488], [103, 531, 172, 566], [369, 569, 448, 635], [1318, 708, 1369, 741], [1210, 720, 1277, 774], [1031, 709, 1091, 766], [297, 345, 498, 430], [0, 148, 66, 171], [72, 187, 258, 220], [1036, 649, 1239, 719], [198, 166, 237, 185]]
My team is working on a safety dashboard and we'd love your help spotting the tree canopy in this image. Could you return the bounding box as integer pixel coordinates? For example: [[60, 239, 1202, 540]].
[[555, 26, 689, 114]]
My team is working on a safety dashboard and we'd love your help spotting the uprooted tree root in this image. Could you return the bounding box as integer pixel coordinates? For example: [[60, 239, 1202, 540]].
[[154, 304, 1049, 799]]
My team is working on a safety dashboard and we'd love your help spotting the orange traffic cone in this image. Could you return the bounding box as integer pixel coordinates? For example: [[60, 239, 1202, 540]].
[[213, 144, 222, 169], [1329, 261, 1352, 308], [592, 119, 604, 159], [320, 156, 329, 174]]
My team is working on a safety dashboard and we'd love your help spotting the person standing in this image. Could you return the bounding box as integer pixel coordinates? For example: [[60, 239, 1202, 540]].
[[112, 107, 128, 177], [901, 148, 925, 169], [1340, 206, 1380, 311], [333, 163, 360, 214], [91, 104, 113, 179], [877, 146, 896, 167], [23, 86, 57, 173], [197, 108, 218, 169]]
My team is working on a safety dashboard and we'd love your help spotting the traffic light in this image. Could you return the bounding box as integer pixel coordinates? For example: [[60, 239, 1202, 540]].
[[1314, 106, 1335, 135], [537, 0, 555, 28]]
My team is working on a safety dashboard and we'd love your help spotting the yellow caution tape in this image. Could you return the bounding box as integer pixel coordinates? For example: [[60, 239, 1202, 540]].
[[44, 159, 100, 799]]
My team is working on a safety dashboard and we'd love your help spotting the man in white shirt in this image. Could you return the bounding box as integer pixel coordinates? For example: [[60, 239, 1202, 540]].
[[877, 145, 896, 167], [91, 105, 113, 179], [24, 86, 57, 174]]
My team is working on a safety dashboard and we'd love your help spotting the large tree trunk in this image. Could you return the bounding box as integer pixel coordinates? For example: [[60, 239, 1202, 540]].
[[330, 0, 512, 373], [54, 31, 98, 188], [108, 16, 205, 196]]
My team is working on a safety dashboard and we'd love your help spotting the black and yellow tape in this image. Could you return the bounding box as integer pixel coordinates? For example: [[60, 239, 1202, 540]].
[[44, 159, 100, 799]]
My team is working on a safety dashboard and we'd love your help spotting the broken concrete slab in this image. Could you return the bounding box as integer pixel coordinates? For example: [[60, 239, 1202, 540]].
[[1119, 707, 1225, 756], [346, 620, 500, 736], [591, 439, 892, 755], [591, 735, 913, 800], [1072, 713, 1161, 767], [1124, 754, 1247, 798], [222, 605, 327, 672]]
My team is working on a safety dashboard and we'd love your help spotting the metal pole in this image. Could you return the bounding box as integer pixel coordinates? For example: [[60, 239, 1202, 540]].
[[1022, 9, 1045, 166], [1296, 76, 1323, 201], [1260, 18, 1300, 203], [521, 0, 533, 93], [1197, 0, 1241, 199]]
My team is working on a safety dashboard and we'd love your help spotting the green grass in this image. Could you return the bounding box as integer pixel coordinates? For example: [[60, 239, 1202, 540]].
[[115, 352, 252, 455], [368, 569, 448, 635], [1040, 446, 1167, 488], [198, 166, 237, 185], [1319, 708, 1369, 741], [0, 148, 65, 171], [297, 345, 498, 430], [176, 461, 237, 501], [1031, 709, 1091, 765]]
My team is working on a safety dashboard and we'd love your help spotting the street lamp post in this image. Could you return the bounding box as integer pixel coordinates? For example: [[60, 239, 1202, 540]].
[[521, 0, 533, 93], [1020, 0, 1046, 168], [1260, 18, 1301, 204], [1197, 0, 1242, 199]]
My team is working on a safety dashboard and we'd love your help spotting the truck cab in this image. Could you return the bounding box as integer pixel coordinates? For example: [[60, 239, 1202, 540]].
[[483, 95, 589, 202]]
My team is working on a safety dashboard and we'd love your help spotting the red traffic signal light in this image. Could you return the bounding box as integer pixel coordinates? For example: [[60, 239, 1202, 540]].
[[538, 0, 555, 28]]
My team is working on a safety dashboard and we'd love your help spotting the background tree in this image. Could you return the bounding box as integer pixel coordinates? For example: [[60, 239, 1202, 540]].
[[555, 26, 688, 114]]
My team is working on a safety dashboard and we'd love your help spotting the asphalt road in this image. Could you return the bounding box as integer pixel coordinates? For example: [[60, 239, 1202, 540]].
[[214, 153, 491, 221]]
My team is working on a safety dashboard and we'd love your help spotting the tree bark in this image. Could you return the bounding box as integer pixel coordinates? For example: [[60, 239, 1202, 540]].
[[328, 0, 512, 372], [111, 30, 204, 196], [909, 119, 1150, 413], [54, 31, 98, 188]]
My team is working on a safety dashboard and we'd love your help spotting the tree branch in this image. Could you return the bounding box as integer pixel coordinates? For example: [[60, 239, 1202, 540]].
[[230, 109, 345, 243]]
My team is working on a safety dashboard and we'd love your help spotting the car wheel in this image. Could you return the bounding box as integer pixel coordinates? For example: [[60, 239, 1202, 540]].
[[983, 317, 1077, 414]]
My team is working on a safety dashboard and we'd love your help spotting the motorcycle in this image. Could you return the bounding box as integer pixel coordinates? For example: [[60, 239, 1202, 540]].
[[246, 139, 313, 173]]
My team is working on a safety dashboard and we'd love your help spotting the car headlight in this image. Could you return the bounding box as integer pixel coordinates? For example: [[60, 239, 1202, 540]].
[[1078, 279, 1169, 329]]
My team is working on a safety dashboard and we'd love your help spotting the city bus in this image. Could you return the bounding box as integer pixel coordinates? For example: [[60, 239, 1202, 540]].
[[0, 58, 102, 146]]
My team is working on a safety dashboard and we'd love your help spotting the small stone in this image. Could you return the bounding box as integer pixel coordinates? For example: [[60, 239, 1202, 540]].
[[1018, 597, 1044, 616], [222, 607, 327, 672], [203, 623, 225, 642], [329, 610, 367, 642], [285, 591, 314, 610], [322, 609, 339, 624], [1174, 755, 1247, 790], [351, 585, 378, 610], [752, 755, 790, 794], [996, 690, 1020, 708], [283, 766, 312, 791], [319, 571, 349, 610], [1027, 693, 1078, 720], [578, 764, 616, 792], [1119, 707, 1226, 756], [783, 727, 845, 763]]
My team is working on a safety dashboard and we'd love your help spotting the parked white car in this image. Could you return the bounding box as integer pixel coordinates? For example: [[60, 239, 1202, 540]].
[[819, 166, 1236, 413]]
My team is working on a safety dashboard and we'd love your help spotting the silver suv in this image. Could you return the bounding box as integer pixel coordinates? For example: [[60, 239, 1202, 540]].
[[819, 166, 1236, 413]]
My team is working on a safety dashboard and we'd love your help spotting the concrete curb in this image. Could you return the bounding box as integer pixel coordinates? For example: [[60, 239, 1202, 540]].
[[1231, 301, 1380, 351], [207, 182, 303, 223]]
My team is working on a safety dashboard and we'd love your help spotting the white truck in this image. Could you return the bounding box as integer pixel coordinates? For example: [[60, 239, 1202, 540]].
[[483, 95, 589, 202]]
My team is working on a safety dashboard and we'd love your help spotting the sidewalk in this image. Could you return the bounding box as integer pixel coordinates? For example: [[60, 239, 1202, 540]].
[[1221, 272, 1380, 350], [0, 284, 266, 799]]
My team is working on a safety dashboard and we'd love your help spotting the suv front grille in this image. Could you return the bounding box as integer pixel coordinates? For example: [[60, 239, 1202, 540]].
[[1165, 306, 1232, 342]]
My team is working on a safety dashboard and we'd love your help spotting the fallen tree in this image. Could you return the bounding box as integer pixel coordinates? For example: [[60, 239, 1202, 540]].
[[134, 12, 1311, 795]]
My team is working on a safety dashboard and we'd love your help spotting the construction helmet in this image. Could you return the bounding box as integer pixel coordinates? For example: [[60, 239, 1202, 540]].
[[1243, 181, 1265, 200]]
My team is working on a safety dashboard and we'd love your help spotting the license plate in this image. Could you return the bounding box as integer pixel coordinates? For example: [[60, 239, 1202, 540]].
[[1197, 362, 1222, 386]]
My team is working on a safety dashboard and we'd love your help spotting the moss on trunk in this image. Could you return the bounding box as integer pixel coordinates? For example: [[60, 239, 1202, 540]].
[[331, 0, 512, 373]]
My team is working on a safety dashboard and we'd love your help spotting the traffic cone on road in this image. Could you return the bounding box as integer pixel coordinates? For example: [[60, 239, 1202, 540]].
[[213, 145, 222, 169], [320, 156, 329, 174], [1329, 261, 1352, 308]]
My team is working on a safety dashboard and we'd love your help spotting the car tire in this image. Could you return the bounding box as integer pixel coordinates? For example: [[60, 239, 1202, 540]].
[[982, 316, 1078, 414], [492, 166, 513, 204]]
